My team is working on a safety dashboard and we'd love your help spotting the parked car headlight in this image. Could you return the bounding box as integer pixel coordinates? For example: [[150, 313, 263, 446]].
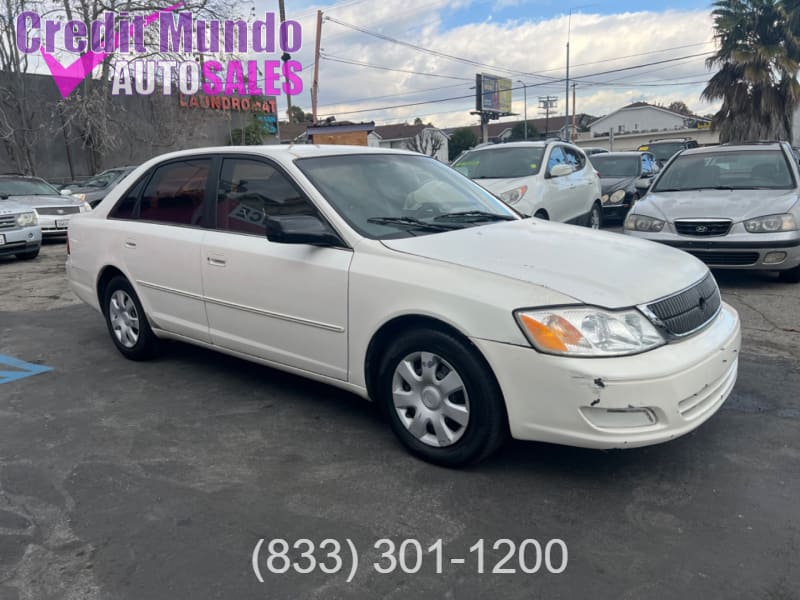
[[499, 186, 528, 205], [600, 194, 609, 203], [80, 202, 92, 212], [515, 306, 665, 357], [73, 193, 86, 202], [16, 211, 38, 226], [743, 214, 797, 233], [610, 189, 626, 204], [624, 214, 665, 232]]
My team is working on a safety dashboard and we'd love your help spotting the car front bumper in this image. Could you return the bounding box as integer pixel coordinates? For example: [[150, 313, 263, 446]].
[[626, 230, 800, 271], [39, 214, 76, 237], [0, 225, 42, 256], [472, 302, 741, 449]]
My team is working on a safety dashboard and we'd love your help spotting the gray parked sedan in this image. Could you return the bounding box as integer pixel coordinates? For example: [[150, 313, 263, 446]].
[[624, 141, 800, 283], [0, 176, 91, 237]]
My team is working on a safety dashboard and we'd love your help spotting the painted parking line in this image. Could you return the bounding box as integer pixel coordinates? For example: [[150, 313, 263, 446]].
[[0, 354, 52, 384]]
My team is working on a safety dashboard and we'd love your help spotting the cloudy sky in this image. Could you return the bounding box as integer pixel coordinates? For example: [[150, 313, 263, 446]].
[[256, 0, 719, 128]]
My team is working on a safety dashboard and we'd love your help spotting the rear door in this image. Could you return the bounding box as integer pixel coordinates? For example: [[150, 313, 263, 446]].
[[541, 145, 574, 222], [563, 145, 595, 221], [107, 157, 213, 342], [200, 155, 352, 380]]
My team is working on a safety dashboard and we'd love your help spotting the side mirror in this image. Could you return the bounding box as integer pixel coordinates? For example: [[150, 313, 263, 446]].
[[265, 214, 343, 247], [547, 164, 573, 178], [60, 189, 72, 196]]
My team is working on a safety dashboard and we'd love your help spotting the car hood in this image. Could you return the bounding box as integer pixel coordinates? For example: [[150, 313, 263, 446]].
[[600, 176, 636, 194], [471, 177, 530, 194], [3, 194, 84, 208], [0, 199, 32, 215], [381, 219, 708, 308], [640, 189, 799, 221], [66, 184, 108, 194]]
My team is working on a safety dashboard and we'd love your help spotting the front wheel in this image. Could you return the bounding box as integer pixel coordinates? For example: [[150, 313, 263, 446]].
[[377, 329, 508, 467], [15, 248, 40, 260], [103, 276, 160, 360], [778, 265, 800, 283], [587, 202, 603, 229]]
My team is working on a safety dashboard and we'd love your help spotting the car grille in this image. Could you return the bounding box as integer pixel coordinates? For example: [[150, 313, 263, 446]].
[[646, 272, 721, 336], [675, 220, 732, 236], [36, 206, 80, 215], [0, 215, 17, 230], [685, 251, 759, 266]]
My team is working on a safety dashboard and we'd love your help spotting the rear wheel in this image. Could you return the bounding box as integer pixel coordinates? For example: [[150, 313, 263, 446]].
[[377, 329, 507, 467], [587, 202, 603, 229], [103, 276, 160, 360], [778, 265, 800, 283]]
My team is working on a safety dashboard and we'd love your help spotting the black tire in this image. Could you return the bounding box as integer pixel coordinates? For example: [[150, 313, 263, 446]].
[[778, 265, 800, 283], [15, 248, 40, 260], [102, 276, 160, 360], [534, 210, 549, 220], [377, 329, 508, 467], [586, 202, 603, 229]]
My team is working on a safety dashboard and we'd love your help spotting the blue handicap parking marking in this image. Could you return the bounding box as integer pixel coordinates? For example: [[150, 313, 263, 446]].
[[0, 354, 52, 384]]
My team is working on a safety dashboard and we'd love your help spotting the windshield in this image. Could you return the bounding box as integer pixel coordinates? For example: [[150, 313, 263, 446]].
[[641, 143, 684, 162], [295, 154, 518, 239], [452, 146, 545, 179], [653, 150, 795, 192], [590, 155, 640, 178], [0, 178, 60, 196], [84, 169, 126, 188]]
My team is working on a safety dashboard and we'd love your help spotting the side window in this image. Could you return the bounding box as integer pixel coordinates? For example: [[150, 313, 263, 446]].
[[547, 146, 567, 171], [139, 159, 210, 226], [563, 147, 585, 170], [216, 158, 316, 235], [641, 155, 652, 176], [109, 178, 145, 220]]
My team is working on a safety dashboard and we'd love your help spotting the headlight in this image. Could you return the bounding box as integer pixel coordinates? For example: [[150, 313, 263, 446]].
[[515, 306, 665, 357], [80, 202, 92, 212], [610, 189, 626, 204], [624, 214, 665, 232], [16, 212, 38, 226], [600, 194, 609, 203], [743, 214, 796, 233], [73, 193, 86, 202], [499, 186, 528, 205]]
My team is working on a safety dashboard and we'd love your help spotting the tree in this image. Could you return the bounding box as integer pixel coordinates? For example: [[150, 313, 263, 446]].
[[413, 117, 424, 125], [406, 129, 444, 159], [701, 0, 800, 143], [508, 120, 540, 141], [667, 100, 691, 115], [287, 105, 313, 123], [448, 127, 478, 161], [229, 114, 272, 145]]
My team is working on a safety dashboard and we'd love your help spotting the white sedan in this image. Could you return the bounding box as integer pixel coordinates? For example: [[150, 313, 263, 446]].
[[66, 145, 741, 466]]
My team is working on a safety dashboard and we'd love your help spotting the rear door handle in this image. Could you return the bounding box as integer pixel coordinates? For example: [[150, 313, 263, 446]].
[[207, 256, 226, 267], [124, 240, 136, 249]]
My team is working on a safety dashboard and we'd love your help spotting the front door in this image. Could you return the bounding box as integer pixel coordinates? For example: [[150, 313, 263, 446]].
[[201, 156, 352, 380]]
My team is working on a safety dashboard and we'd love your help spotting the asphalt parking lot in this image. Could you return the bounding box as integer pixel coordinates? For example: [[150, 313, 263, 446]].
[[1, 240, 798, 599]]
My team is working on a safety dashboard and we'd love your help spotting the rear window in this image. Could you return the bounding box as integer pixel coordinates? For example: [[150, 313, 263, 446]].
[[653, 150, 795, 192], [642, 142, 686, 162], [452, 147, 545, 179]]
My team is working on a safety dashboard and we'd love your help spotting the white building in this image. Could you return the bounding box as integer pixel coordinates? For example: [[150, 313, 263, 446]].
[[368, 124, 450, 163], [589, 102, 710, 138]]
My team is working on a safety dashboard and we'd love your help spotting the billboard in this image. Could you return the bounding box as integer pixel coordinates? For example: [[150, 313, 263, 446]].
[[476, 73, 512, 116]]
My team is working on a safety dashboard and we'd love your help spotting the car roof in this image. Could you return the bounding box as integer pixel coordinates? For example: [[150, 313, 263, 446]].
[[679, 142, 785, 156], [469, 141, 549, 150], [140, 144, 423, 163], [590, 151, 646, 158]]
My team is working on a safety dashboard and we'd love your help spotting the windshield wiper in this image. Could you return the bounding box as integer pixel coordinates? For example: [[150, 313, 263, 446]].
[[434, 210, 517, 223], [367, 216, 459, 232]]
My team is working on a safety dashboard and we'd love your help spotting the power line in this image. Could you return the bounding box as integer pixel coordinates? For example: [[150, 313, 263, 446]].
[[321, 54, 473, 81]]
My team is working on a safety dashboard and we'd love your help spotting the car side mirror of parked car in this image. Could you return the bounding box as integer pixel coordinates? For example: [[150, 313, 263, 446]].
[[265, 214, 343, 247], [547, 164, 573, 179]]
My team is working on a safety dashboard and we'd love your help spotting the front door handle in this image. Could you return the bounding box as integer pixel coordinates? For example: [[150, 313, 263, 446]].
[[207, 256, 227, 267], [124, 240, 136, 249]]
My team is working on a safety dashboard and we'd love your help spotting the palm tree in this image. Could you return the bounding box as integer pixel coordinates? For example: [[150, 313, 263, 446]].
[[702, 0, 800, 143]]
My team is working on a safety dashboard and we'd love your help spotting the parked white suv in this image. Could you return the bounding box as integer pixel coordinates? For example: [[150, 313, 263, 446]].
[[66, 146, 740, 466], [452, 140, 604, 228]]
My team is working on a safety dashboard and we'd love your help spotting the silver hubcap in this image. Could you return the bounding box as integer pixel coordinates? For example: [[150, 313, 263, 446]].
[[109, 290, 140, 349], [591, 207, 601, 229], [392, 352, 470, 448]]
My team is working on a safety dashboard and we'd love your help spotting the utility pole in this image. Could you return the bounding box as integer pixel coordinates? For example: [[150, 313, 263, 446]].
[[539, 96, 557, 137], [517, 80, 528, 139], [572, 83, 577, 141], [311, 10, 323, 124], [564, 9, 572, 137], [278, 0, 293, 123]]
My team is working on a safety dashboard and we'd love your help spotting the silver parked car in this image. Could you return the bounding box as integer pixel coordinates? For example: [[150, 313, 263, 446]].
[[0, 199, 41, 260], [0, 176, 91, 237], [60, 166, 136, 208], [624, 142, 800, 282]]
